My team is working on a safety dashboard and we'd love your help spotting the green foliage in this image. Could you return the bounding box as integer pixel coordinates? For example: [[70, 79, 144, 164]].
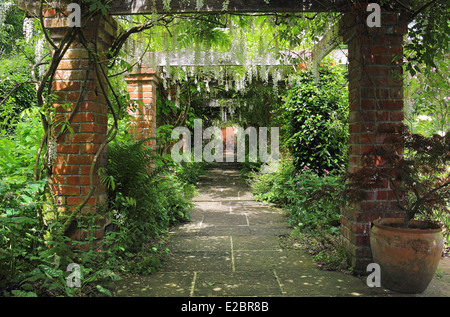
[[279, 65, 348, 175], [404, 54, 449, 136], [0, 2, 25, 56], [284, 168, 344, 234], [84, 0, 110, 15], [250, 158, 345, 234], [104, 138, 196, 254], [403, 1, 450, 75], [0, 107, 43, 180], [176, 159, 208, 185], [0, 55, 37, 132], [249, 157, 348, 271], [0, 108, 120, 296], [0, 214, 122, 297], [250, 160, 295, 205], [0, 205, 41, 290]]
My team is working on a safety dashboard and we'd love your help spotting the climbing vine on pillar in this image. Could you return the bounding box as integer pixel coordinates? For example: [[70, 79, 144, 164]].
[[26, 2, 174, 235]]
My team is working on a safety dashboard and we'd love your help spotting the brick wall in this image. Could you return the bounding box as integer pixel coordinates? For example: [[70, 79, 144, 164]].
[[44, 8, 117, 239], [339, 7, 409, 273]]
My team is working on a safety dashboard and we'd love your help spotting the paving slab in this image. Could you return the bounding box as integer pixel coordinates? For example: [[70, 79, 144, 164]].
[[198, 224, 252, 236], [166, 236, 231, 252], [108, 162, 450, 298], [233, 250, 317, 272], [231, 236, 283, 251], [161, 251, 233, 272], [275, 270, 391, 297], [111, 272, 194, 297], [193, 201, 232, 213], [220, 200, 270, 207], [201, 212, 248, 226], [193, 271, 284, 297]]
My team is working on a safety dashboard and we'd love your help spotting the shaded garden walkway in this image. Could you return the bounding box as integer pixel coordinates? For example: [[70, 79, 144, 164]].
[[109, 162, 450, 297]]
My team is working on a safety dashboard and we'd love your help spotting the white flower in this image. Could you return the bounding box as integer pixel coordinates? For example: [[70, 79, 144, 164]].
[[47, 139, 57, 165], [35, 37, 46, 76], [23, 17, 34, 42], [417, 115, 432, 121], [113, 210, 125, 225], [0, 1, 12, 26]]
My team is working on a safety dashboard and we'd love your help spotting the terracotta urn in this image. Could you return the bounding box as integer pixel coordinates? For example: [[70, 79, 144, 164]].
[[370, 218, 443, 294]]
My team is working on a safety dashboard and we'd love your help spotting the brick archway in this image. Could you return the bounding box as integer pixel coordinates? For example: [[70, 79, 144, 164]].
[[19, 0, 410, 274]]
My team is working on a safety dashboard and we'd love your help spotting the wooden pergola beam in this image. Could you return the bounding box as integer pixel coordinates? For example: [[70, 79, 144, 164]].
[[109, 0, 350, 15], [17, 0, 351, 17]]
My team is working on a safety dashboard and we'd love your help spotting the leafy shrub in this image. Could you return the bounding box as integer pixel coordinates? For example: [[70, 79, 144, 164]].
[[250, 159, 295, 205], [104, 138, 196, 254], [404, 53, 449, 137], [0, 55, 37, 132], [0, 107, 48, 290], [175, 159, 208, 185], [250, 157, 345, 234], [0, 106, 205, 294], [284, 167, 344, 234], [280, 65, 348, 175]]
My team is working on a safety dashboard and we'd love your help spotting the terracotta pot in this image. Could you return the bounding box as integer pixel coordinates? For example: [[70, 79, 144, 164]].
[[370, 218, 443, 294]]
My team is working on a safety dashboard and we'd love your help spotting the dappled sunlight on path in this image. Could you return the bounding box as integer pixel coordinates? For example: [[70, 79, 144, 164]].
[[108, 162, 450, 297]]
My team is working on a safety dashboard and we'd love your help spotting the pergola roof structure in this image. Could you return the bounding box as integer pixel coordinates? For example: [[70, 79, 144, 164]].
[[18, 0, 353, 16]]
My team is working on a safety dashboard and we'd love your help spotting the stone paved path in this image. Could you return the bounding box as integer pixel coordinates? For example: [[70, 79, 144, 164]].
[[109, 162, 450, 297]]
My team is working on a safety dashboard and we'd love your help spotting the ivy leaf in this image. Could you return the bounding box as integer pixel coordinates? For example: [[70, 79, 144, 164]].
[[39, 264, 63, 278], [11, 290, 38, 297], [23, 268, 45, 283]]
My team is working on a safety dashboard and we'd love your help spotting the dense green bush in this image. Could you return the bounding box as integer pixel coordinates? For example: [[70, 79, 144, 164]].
[[104, 138, 196, 253], [250, 157, 345, 234], [0, 55, 37, 132], [250, 159, 295, 205], [280, 65, 348, 175]]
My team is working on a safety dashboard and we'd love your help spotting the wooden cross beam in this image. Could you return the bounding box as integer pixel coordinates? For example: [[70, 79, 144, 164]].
[[109, 0, 351, 15], [17, 0, 351, 17]]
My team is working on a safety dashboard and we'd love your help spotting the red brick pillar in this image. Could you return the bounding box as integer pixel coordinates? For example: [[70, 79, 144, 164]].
[[339, 7, 409, 273], [44, 8, 117, 238], [124, 67, 159, 148]]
